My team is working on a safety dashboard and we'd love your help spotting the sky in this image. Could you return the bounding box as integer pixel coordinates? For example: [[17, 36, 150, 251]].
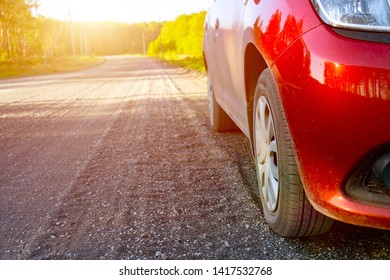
[[37, 0, 214, 23]]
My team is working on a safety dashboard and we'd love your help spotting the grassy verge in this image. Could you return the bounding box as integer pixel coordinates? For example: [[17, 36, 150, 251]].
[[154, 54, 205, 73], [0, 56, 104, 79]]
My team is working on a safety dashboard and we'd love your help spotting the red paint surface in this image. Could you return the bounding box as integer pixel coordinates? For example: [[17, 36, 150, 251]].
[[273, 23, 390, 228]]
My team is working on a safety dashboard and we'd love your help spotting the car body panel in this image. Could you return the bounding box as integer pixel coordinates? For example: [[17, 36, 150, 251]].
[[204, 0, 250, 134], [273, 24, 390, 228], [203, 1, 224, 106], [203, 0, 390, 229]]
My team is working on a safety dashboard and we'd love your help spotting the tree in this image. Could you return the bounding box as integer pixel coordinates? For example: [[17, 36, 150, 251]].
[[147, 11, 206, 58], [0, 0, 37, 59]]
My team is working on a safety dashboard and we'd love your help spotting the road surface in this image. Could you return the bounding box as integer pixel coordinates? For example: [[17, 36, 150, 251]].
[[0, 56, 388, 259]]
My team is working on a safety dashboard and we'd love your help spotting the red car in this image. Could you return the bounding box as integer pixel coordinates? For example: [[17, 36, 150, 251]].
[[203, 0, 390, 237]]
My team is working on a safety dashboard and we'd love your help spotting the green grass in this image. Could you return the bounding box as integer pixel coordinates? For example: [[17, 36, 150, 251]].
[[0, 56, 104, 79], [155, 54, 205, 73]]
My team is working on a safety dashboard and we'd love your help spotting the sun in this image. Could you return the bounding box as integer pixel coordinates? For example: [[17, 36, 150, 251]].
[[68, 0, 123, 22]]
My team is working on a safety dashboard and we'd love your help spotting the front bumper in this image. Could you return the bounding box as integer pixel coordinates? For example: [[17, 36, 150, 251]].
[[272, 24, 390, 229]]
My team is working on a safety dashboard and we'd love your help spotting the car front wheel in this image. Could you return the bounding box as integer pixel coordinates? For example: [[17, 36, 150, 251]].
[[253, 69, 333, 237]]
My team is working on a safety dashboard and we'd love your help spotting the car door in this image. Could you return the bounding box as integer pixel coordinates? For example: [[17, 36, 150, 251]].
[[203, 0, 225, 104], [213, 0, 248, 131]]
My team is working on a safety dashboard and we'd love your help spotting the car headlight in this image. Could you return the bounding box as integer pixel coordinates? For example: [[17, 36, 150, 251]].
[[311, 0, 390, 32]]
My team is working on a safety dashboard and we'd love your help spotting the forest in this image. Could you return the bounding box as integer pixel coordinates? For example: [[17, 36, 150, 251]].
[[0, 0, 205, 71], [147, 11, 206, 71], [147, 12, 205, 56]]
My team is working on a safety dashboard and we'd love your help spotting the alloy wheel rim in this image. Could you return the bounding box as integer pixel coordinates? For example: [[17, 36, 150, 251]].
[[255, 96, 279, 212]]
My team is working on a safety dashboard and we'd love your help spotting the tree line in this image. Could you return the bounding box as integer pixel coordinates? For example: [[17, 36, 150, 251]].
[[1, 0, 38, 60], [147, 11, 206, 59], [1, 0, 205, 62]]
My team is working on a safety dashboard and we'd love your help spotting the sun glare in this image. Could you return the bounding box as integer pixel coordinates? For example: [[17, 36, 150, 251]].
[[38, 0, 213, 23]]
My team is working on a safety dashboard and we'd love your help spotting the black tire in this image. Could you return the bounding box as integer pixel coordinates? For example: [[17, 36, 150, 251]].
[[207, 72, 236, 132], [253, 69, 333, 237]]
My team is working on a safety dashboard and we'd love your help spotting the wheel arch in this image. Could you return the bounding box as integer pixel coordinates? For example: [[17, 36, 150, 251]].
[[244, 43, 268, 147]]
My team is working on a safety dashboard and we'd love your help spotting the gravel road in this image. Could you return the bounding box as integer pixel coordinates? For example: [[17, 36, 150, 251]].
[[0, 56, 388, 260]]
